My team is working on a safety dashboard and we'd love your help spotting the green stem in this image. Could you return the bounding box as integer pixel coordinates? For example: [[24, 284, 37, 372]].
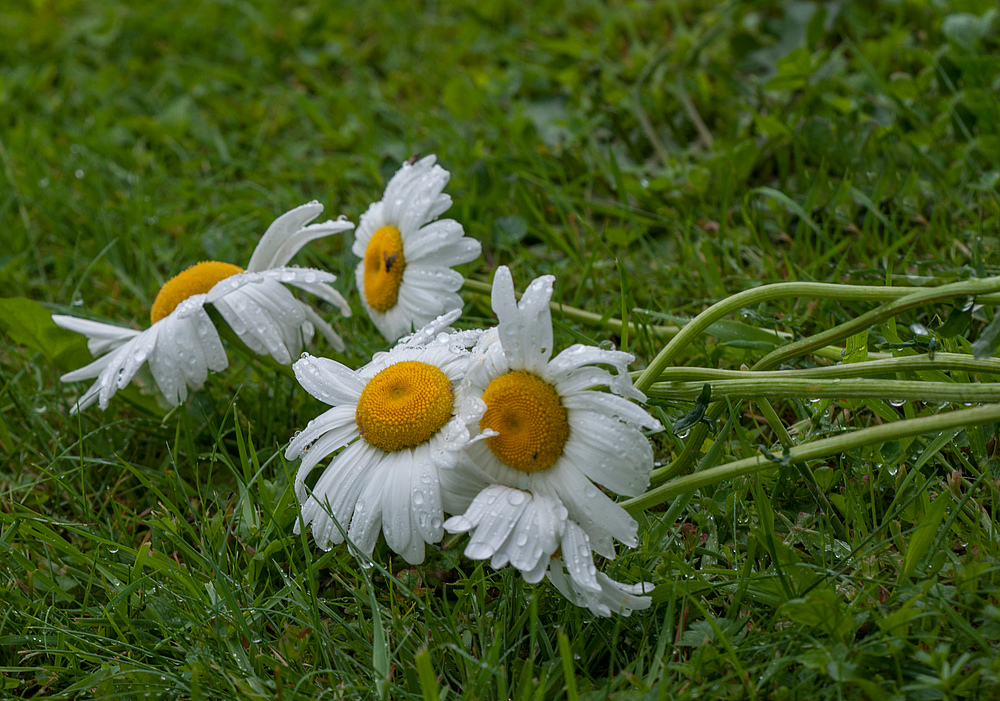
[[648, 377, 1000, 403], [644, 353, 1000, 382], [624, 403, 1000, 513], [634, 277, 1000, 393], [751, 277, 1000, 372]]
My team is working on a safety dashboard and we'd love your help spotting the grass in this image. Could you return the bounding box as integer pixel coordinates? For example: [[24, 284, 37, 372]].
[[2, 0, 999, 698]]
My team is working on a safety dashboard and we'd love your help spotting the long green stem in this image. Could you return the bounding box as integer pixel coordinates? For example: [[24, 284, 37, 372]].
[[648, 377, 1000, 403], [752, 277, 1000, 372], [624, 403, 1000, 513], [634, 277, 1000, 392], [645, 353, 1000, 382]]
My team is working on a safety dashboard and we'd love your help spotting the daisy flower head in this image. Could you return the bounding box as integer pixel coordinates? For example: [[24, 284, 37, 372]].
[[54, 202, 354, 412], [287, 311, 480, 565], [352, 155, 481, 343], [442, 264, 661, 584]]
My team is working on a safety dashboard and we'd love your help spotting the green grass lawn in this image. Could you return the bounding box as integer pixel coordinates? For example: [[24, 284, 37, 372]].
[[2, 0, 999, 698]]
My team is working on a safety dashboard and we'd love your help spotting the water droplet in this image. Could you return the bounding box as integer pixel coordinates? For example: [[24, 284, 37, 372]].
[[887, 464, 899, 476], [507, 490, 526, 505], [676, 429, 690, 439], [75, 169, 85, 179], [38, 177, 50, 188], [108, 546, 119, 554], [598, 340, 616, 352], [808, 397, 821, 404], [888, 398, 905, 407]]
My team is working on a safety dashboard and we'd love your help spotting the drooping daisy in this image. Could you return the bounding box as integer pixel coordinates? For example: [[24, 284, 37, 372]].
[[54, 202, 353, 412], [353, 155, 481, 343], [441, 265, 660, 607], [287, 311, 479, 565]]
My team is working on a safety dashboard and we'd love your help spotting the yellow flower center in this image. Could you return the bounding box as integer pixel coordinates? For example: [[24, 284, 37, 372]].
[[355, 360, 454, 452], [363, 225, 406, 313], [150, 261, 244, 323], [480, 371, 569, 473]]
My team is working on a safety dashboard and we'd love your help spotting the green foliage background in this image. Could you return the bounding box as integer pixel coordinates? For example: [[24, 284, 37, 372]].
[[1, 0, 999, 699]]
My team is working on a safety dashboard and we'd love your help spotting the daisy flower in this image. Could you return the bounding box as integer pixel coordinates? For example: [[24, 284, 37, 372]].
[[352, 155, 481, 342], [287, 311, 479, 565], [441, 265, 660, 610], [54, 202, 353, 412]]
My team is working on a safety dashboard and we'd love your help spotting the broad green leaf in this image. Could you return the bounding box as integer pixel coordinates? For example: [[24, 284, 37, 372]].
[[0, 297, 90, 366]]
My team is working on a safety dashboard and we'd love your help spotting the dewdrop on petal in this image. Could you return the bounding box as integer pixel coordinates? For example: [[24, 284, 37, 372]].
[[54, 202, 353, 412]]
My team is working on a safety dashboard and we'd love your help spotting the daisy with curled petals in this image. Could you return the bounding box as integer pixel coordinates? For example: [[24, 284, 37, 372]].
[[287, 311, 480, 565], [441, 265, 660, 612], [353, 155, 481, 343], [54, 202, 353, 412]]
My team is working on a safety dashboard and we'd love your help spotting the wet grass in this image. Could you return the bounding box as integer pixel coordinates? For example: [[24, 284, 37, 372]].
[[1, 0, 999, 698]]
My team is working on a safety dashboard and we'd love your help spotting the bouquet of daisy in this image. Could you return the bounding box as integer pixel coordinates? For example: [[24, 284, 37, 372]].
[[55, 155, 660, 617]]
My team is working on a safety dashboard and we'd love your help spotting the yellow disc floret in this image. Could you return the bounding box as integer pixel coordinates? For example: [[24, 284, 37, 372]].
[[363, 225, 406, 313], [150, 261, 244, 323], [356, 360, 454, 452], [480, 371, 569, 473]]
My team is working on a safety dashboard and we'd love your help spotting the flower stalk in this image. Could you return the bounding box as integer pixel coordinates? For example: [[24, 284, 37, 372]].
[[624, 403, 1000, 513]]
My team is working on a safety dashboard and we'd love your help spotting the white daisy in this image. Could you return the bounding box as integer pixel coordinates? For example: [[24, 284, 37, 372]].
[[53, 202, 353, 412], [442, 267, 662, 586], [287, 311, 479, 565], [352, 155, 481, 342]]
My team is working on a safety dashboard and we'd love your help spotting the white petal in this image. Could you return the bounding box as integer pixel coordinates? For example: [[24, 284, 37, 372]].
[[292, 355, 366, 406], [52, 315, 140, 357], [492, 267, 554, 374], [561, 521, 601, 592], [264, 219, 355, 271], [562, 391, 662, 431], [409, 445, 444, 545], [402, 219, 464, 261], [462, 486, 529, 561], [287, 280, 352, 318], [381, 451, 417, 560], [545, 345, 644, 400], [543, 463, 637, 555], [292, 428, 362, 506], [245, 202, 323, 272], [563, 411, 653, 496], [348, 456, 390, 557]]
